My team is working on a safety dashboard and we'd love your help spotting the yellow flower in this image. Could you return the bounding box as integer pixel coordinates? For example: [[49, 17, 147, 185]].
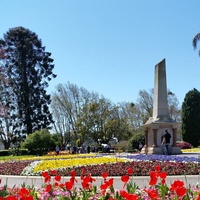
[[33, 156, 127, 172]]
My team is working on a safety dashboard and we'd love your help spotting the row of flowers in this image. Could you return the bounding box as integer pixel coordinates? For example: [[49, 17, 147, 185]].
[[0, 153, 199, 176], [0, 165, 200, 199]]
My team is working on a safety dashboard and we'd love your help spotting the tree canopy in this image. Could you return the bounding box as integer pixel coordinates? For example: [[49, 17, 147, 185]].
[[192, 32, 200, 56], [0, 27, 56, 148], [181, 88, 200, 147]]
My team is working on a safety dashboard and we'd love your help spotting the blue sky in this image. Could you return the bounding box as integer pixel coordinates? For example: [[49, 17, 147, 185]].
[[1, 0, 200, 105]]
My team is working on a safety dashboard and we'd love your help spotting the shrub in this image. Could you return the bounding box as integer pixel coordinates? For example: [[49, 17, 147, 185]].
[[115, 140, 128, 151], [128, 131, 145, 150], [177, 141, 192, 149], [0, 150, 10, 156]]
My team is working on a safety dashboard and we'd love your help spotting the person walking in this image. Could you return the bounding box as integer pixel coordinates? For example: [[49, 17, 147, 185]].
[[162, 129, 171, 155], [55, 145, 60, 155]]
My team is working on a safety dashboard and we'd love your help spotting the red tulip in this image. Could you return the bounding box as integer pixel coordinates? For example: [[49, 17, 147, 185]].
[[121, 175, 129, 188], [159, 171, 167, 179], [5, 196, 17, 200], [81, 167, 86, 175], [176, 186, 187, 197], [42, 171, 49, 178], [100, 183, 108, 190], [161, 178, 165, 185], [50, 170, 57, 175], [70, 170, 76, 177], [121, 175, 129, 183], [44, 175, 51, 183], [170, 180, 184, 191], [120, 190, 138, 200], [65, 181, 73, 191], [120, 190, 129, 198], [144, 188, 159, 199], [102, 172, 108, 179], [155, 165, 161, 173], [149, 171, 158, 186], [45, 184, 52, 193], [55, 175, 61, 182], [127, 168, 133, 175]]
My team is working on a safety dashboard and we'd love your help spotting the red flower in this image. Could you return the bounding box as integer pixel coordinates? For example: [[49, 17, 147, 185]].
[[106, 178, 114, 187], [120, 190, 138, 200], [45, 184, 52, 193], [144, 188, 159, 199], [50, 170, 57, 175], [170, 180, 184, 191], [82, 173, 96, 189], [100, 183, 108, 190], [54, 182, 59, 187], [101, 177, 114, 190], [121, 175, 129, 183], [170, 180, 187, 197], [102, 172, 108, 179], [44, 175, 51, 183], [127, 168, 133, 175], [81, 180, 91, 190], [65, 181, 73, 191], [121, 175, 129, 188], [5, 196, 17, 200], [120, 190, 129, 198], [70, 170, 76, 177], [155, 165, 161, 173], [159, 171, 167, 179], [70, 176, 78, 185], [176, 186, 187, 197], [42, 171, 49, 178], [18, 188, 30, 196], [55, 175, 61, 182], [127, 194, 139, 200], [81, 167, 86, 175], [18, 188, 33, 200], [161, 178, 165, 185], [149, 171, 158, 186]]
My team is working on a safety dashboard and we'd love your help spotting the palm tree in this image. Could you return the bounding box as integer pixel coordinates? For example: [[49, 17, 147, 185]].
[[192, 33, 200, 56]]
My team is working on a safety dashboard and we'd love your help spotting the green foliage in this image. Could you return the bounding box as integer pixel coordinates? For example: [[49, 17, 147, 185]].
[[181, 88, 200, 147], [128, 131, 145, 150], [21, 129, 61, 155], [9, 148, 28, 156], [0, 26, 57, 148], [0, 150, 10, 156], [115, 140, 128, 151]]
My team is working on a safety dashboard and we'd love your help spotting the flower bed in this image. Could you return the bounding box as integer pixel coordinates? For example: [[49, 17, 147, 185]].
[[0, 153, 199, 177], [0, 166, 199, 199]]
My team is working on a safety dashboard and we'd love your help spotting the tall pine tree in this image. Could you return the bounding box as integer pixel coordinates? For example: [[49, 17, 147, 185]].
[[181, 88, 200, 147], [0, 27, 56, 145]]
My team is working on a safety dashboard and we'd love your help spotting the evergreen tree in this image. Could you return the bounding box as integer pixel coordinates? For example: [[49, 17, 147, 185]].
[[192, 32, 200, 56], [181, 88, 200, 147], [0, 27, 56, 141]]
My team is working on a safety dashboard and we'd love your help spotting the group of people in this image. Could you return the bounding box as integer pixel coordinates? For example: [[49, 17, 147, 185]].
[[55, 145, 94, 155], [55, 129, 171, 156]]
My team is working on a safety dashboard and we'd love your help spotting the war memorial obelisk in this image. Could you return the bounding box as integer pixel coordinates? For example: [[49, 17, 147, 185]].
[[141, 59, 182, 155]]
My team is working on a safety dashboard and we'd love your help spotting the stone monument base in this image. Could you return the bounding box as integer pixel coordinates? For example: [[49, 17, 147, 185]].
[[140, 145, 182, 155], [171, 146, 182, 155]]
